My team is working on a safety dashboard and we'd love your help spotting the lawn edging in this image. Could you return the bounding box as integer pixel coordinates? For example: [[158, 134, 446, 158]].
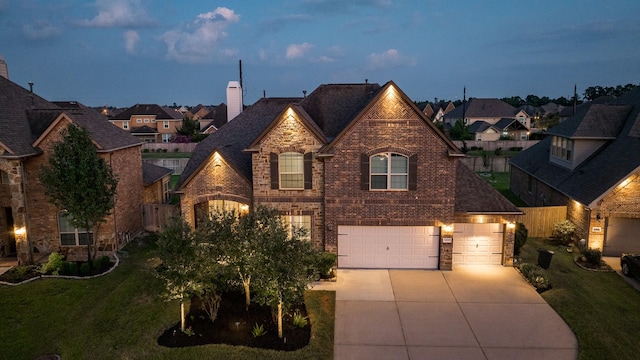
[[0, 253, 120, 286]]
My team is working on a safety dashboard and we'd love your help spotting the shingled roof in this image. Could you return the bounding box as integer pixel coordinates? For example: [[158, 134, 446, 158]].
[[0, 76, 140, 158], [511, 88, 640, 206], [110, 104, 183, 120], [176, 97, 301, 190], [444, 98, 517, 119], [455, 162, 522, 214], [142, 162, 173, 186]]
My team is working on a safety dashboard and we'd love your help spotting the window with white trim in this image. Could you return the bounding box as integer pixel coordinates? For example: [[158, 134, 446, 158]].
[[144, 118, 150, 123], [279, 152, 304, 189], [123, 121, 129, 130], [282, 215, 311, 241], [162, 134, 172, 143], [163, 121, 170, 129], [370, 153, 408, 190], [136, 119, 142, 123], [162, 179, 171, 203], [551, 136, 573, 161], [58, 212, 93, 246]]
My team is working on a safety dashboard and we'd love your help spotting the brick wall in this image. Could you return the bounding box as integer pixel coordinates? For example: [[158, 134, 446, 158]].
[[180, 151, 253, 227], [252, 110, 325, 248], [511, 167, 569, 206], [324, 89, 457, 251]]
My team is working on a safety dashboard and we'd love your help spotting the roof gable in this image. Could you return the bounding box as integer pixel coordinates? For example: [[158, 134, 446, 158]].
[[455, 162, 522, 214], [111, 104, 183, 120], [247, 104, 327, 150], [445, 98, 517, 119], [547, 103, 632, 139]]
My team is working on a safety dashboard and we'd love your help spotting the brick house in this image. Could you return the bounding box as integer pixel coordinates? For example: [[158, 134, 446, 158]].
[[0, 76, 144, 264], [176, 81, 522, 270], [109, 104, 184, 143], [443, 98, 531, 140], [510, 89, 640, 256]]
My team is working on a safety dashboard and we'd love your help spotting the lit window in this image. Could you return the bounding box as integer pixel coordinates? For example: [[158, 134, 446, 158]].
[[279, 152, 304, 189], [282, 215, 311, 241], [370, 153, 408, 190], [58, 212, 93, 246]]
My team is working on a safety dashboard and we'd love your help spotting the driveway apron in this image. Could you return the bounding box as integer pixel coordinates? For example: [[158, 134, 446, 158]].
[[325, 267, 578, 360]]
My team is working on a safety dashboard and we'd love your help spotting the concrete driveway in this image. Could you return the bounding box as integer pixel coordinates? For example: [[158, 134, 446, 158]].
[[313, 266, 578, 360]]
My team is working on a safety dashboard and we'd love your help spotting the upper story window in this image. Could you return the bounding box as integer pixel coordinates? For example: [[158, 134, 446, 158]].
[[551, 136, 573, 161], [58, 211, 93, 246], [270, 152, 313, 190], [279, 152, 304, 189], [163, 121, 170, 129], [123, 121, 129, 130], [1, 170, 9, 184], [136, 118, 142, 123], [144, 118, 150, 123], [370, 153, 409, 190]]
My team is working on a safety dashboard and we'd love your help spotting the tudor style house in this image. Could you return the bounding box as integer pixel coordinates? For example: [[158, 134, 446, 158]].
[[510, 89, 640, 256], [109, 104, 184, 143], [175, 81, 522, 270], [0, 76, 144, 264], [443, 98, 531, 140]]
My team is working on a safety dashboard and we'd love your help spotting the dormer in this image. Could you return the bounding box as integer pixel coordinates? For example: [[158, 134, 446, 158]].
[[547, 104, 632, 170]]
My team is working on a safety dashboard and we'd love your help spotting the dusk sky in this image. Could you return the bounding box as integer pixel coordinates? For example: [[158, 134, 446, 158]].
[[1, 0, 639, 108]]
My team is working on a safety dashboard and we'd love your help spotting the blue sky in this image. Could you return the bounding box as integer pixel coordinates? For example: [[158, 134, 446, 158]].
[[1, 0, 639, 107]]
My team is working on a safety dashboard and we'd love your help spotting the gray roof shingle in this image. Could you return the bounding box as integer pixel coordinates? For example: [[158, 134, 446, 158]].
[[142, 162, 173, 186], [455, 161, 522, 214], [444, 98, 517, 120]]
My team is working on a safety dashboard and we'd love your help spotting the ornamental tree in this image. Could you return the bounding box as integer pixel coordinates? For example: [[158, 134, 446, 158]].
[[39, 125, 118, 267]]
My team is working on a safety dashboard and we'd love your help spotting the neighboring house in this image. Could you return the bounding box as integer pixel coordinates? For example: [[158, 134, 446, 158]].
[[175, 81, 522, 270], [199, 103, 228, 131], [423, 101, 455, 122], [109, 104, 184, 143], [510, 89, 640, 256], [190, 104, 212, 120], [443, 98, 531, 140], [142, 163, 173, 204], [0, 76, 144, 264]]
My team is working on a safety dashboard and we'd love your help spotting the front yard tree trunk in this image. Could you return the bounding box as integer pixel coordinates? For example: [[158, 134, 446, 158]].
[[277, 299, 283, 339], [243, 278, 251, 310], [180, 301, 186, 332]]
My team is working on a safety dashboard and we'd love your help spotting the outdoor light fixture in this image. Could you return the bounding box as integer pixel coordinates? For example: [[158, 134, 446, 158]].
[[14, 227, 26, 236], [443, 224, 453, 232], [507, 222, 516, 229]]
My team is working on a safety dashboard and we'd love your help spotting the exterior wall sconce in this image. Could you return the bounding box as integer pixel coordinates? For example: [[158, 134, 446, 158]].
[[443, 224, 453, 233], [14, 226, 26, 236], [506, 222, 516, 229]]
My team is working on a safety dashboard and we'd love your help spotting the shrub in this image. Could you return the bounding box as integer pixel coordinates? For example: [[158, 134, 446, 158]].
[[143, 148, 149, 153], [162, 149, 167, 153], [251, 323, 267, 337], [582, 248, 602, 266], [509, 146, 523, 151], [514, 223, 528, 256], [96, 255, 111, 272], [68, 262, 79, 275], [174, 148, 179, 152], [494, 147, 503, 156], [292, 310, 308, 328], [39, 252, 66, 275], [519, 263, 551, 292], [315, 252, 337, 278], [79, 262, 91, 276], [551, 220, 576, 246]]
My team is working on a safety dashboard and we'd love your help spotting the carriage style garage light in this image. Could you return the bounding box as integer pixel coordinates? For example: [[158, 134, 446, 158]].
[[14, 226, 26, 236], [442, 224, 453, 233], [507, 222, 516, 229]]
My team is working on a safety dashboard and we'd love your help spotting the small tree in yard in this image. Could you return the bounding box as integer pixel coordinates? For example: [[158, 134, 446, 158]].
[[156, 217, 202, 332], [253, 215, 320, 339], [39, 125, 117, 268]]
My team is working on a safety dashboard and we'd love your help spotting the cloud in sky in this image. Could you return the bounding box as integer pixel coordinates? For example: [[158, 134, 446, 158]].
[[367, 49, 415, 70], [124, 30, 139, 54], [160, 7, 240, 63], [22, 20, 61, 40], [78, 0, 155, 28], [286, 42, 314, 59]]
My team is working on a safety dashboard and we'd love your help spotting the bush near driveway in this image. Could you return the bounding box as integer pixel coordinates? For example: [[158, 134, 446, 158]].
[[519, 238, 640, 360], [0, 237, 335, 360]]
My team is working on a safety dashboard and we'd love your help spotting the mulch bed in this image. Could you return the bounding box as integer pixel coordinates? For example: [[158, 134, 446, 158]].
[[157, 292, 311, 351]]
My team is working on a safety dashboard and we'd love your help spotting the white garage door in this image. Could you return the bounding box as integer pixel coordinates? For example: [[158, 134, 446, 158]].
[[453, 223, 503, 265], [338, 226, 440, 269], [604, 217, 640, 256]]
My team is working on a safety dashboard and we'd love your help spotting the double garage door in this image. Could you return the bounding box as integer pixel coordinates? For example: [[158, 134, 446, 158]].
[[338, 224, 504, 269]]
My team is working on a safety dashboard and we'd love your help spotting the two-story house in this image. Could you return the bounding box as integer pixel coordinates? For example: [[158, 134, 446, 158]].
[[175, 81, 522, 270], [0, 76, 144, 264], [109, 104, 184, 143], [510, 89, 640, 256], [423, 101, 455, 122], [443, 98, 531, 140]]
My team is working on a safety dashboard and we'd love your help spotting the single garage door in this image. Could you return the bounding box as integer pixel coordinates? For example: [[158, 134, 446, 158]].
[[452, 223, 503, 265], [604, 217, 640, 256], [338, 226, 440, 269]]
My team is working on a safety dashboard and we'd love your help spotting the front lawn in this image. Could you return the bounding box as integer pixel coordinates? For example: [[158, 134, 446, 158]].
[[519, 238, 640, 360], [0, 238, 335, 360]]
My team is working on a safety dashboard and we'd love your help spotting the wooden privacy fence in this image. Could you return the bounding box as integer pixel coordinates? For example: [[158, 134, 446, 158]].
[[514, 206, 567, 238], [142, 158, 189, 175], [142, 204, 179, 233], [142, 143, 198, 152], [459, 156, 512, 172]]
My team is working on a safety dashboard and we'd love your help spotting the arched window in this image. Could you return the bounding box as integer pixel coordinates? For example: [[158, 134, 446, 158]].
[[58, 212, 93, 246], [370, 153, 409, 190]]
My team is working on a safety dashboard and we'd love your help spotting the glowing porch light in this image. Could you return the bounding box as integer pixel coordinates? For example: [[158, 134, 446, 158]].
[[443, 224, 454, 233], [507, 222, 516, 229], [14, 227, 26, 236]]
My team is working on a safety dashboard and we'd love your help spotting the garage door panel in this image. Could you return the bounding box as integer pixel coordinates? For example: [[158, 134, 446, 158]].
[[453, 223, 504, 265], [605, 217, 640, 256], [338, 226, 440, 269]]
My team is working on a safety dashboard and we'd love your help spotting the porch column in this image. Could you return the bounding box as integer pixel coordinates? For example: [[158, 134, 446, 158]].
[[439, 224, 454, 270], [503, 223, 516, 266], [9, 161, 32, 265]]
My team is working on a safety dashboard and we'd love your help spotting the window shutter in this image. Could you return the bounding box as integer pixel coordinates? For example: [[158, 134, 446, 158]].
[[304, 152, 313, 189], [361, 153, 370, 190], [409, 154, 418, 190], [270, 152, 279, 189]]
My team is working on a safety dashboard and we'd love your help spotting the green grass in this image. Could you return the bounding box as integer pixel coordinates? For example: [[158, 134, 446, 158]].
[[0, 238, 335, 360], [476, 172, 528, 206], [142, 152, 192, 159], [519, 238, 640, 360]]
